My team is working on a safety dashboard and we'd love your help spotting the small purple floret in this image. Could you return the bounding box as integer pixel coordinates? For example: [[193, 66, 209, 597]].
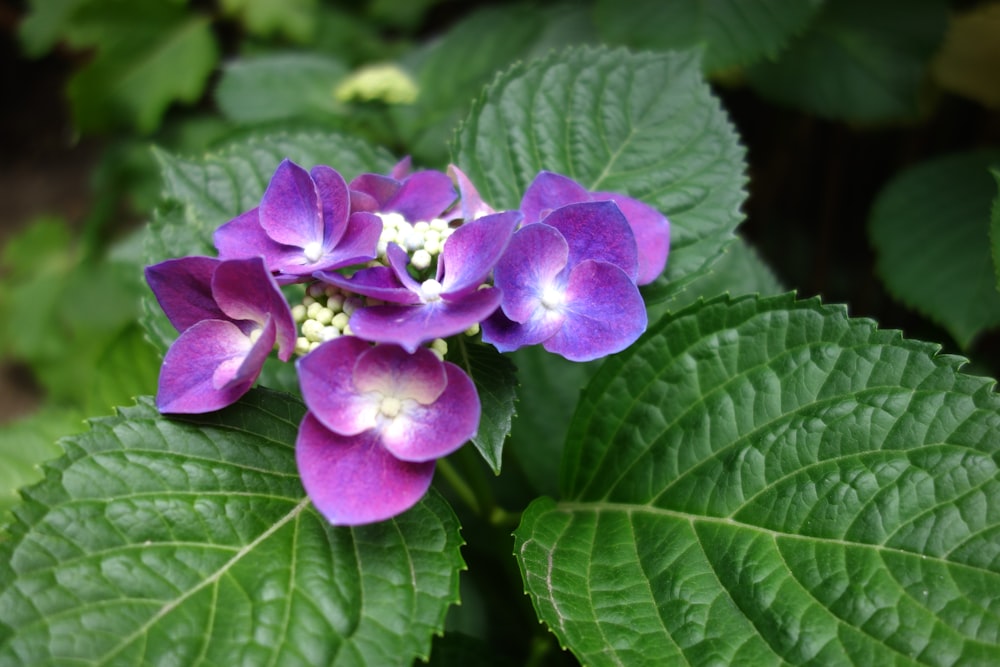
[[522, 171, 670, 285], [482, 202, 647, 361], [214, 159, 381, 283], [145, 256, 296, 413], [296, 337, 480, 525]]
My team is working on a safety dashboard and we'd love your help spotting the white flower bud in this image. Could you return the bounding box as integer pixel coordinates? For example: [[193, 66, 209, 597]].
[[332, 312, 351, 331], [411, 249, 432, 270], [291, 304, 307, 323], [315, 307, 334, 325]]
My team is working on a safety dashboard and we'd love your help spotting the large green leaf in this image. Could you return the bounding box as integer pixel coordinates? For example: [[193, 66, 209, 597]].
[[452, 46, 747, 304], [869, 149, 1000, 349], [515, 294, 1000, 665], [0, 408, 78, 517], [64, 0, 218, 134], [215, 53, 349, 125], [746, 0, 948, 121], [391, 3, 597, 166], [0, 390, 464, 666], [594, 0, 825, 73]]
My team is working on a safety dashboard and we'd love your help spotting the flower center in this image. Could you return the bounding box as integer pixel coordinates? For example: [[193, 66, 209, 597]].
[[420, 278, 444, 302], [303, 241, 323, 263], [379, 395, 403, 418], [540, 284, 564, 310]]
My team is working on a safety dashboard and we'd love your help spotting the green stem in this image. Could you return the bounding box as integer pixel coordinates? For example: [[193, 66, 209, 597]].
[[435, 457, 481, 515]]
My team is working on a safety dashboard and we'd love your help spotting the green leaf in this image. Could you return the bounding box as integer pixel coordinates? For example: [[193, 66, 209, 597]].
[[0, 389, 464, 666], [216, 53, 348, 125], [391, 4, 597, 166], [65, 0, 218, 134], [746, 0, 948, 121], [219, 0, 317, 42], [449, 339, 517, 474], [515, 294, 1000, 665], [452, 46, 747, 304], [869, 149, 1000, 349], [990, 168, 1000, 294], [594, 0, 825, 73], [17, 0, 93, 56]]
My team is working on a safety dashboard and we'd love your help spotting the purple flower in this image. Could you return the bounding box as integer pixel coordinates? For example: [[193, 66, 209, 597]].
[[144, 256, 297, 413], [521, 171, 670, 285], [214, 159, 382, 284], [296, 337, 480, 525], [481, 201, 647, 362], [349, 158, 460, 222]]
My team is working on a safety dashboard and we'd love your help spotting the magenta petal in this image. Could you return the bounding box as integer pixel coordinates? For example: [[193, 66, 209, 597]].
[[156, 319, 258, 413], [543, 260, 648, 362], [438, 210, 520, 297], [314, 265, 418, 304], [387, 171, 456, 222], [145, 256, 225, 333], [521, 171, 590, 224], [211, 257, 297, 360], [311, 165, 350, 250], [493, 223, 569, 323], [259, 159, 322, 248], [447, 165, 494, 220], [381, 362, 480, 462], [297, 337, 380, 436], [386, 243, 423, 293], [349, 288, 503, 352], [352, 345, 447, 405], [390, 156, 412, 180], [543, 201, 639, 283], [593, 192, 670, 284], [297, 413, 435, 526]]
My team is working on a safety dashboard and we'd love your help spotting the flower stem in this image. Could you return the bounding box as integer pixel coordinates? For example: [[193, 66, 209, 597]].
[[435, 457, 481, 515]]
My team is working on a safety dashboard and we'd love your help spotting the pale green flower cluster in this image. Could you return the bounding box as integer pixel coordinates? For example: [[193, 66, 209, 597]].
[[376, 212, 456, 270]]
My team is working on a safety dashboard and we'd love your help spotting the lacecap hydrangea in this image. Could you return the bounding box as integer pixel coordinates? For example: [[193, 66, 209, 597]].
[[145, 157, 669, 525]]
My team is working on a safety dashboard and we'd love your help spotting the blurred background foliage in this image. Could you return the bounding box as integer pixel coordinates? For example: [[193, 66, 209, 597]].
[[1, 0, 999, 603]]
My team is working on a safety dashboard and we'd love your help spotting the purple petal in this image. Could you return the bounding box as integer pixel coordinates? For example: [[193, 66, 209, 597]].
[[314, 265, 419, 304], [447, 165, 494, 220], [438, 210, 520, 297], [390, 156, 412, 180], [145, 256, 225, 333], [348, 288, 503, 353], [350, 173, 400, 211], [296, 413, 435, 526], [351, 344, 447, 405], [320, 211, 382, 268], [380, 362, 479, 462], [542, 201, 639, 283], [493, 223, 569, 323], [481, 307, 563, 353], [593, 192, 669, 285], [542, 260, 647, 361], [386, 170, 456, 222], [311, 165, 351, 252], [386, 243, 423, 294], [297, 337, 380, 436], [259, 159, 323, 248], [156, 319, 266, 413], [520, 171, 589, 224], [211, 257, 297, 360]]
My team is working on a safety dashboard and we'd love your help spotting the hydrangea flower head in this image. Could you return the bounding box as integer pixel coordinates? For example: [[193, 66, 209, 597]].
[[482, 201, 647, 361], [144, 256, 296, 413], [296, 337, 480, 525], [521, 171, 670, 285], [214, 159, 382, 284]]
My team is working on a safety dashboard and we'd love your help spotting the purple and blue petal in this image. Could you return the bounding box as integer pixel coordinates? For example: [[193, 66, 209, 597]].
[[437, 210, 520, 297]]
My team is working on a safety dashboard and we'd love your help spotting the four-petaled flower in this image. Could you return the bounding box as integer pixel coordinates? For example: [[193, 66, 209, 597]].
[[482, 201, 648, 361], [145, 256, 296, 413], [521, 171, 670, 285], [214, 159, 382, 283], [296, 337, 480, 525]]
